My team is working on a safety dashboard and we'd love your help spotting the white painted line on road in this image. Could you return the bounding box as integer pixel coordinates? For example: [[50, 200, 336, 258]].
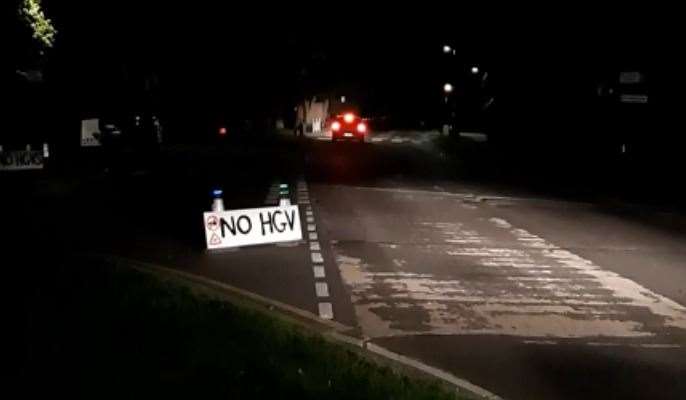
[[307, 224, 316, 232], [315, 282, 330, 297], [276, 241, 301, 248], [300, 199, 311, 204], [307, 216, 315, 224], [318, 302, 334, 319], [306, 210, 313, 217], [313, 265, 326, 278], [340, 184, 558, 204], [309, 232, 318, 240], [586, 342, 622, 347], [311, 252, 324, 263], [636, 343, 681, 349], [523, 340, 558, 345], [310, 242, 321, 251], [489, 218, 512, 229]]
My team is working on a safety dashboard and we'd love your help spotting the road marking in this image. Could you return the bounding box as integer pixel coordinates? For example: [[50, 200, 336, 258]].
[[636, 343, 681, 349], [489, 217, 512, 229], [337, 216, 686, 339], [315, 282, 330, 297], [523, 340, 558, 345], [311, 252, 324, 263], [339, 185, 556, 204], [301, 179, 335, 320], [318, 302, 334, 319], [586, 342, 622, 347], [276, 241, 301, 248], [313, 265, 326, 278]]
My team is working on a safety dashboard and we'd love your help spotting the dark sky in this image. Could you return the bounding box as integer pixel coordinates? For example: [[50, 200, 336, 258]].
[[33, 1, 683, 127]]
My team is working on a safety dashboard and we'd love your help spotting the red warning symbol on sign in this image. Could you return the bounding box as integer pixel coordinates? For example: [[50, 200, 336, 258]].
[[207, 216, 219, 231], [210, 233, 221, 245]]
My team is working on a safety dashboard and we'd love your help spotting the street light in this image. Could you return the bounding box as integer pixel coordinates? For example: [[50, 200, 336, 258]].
[[443, 83, 453, 94], [471, 66, 480, 74], [443, 45, 452, 54]]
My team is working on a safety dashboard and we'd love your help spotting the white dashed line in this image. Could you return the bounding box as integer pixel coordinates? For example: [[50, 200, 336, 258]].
[[318, 303, 334, 319], [299, 180, 335, 321], [311, 252, 324, 263], [315, 282, 330, 297], [313, 265, 326, 278]]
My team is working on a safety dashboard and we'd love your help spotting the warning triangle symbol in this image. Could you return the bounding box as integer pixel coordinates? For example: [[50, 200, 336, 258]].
[[210, 233, 222, 245]]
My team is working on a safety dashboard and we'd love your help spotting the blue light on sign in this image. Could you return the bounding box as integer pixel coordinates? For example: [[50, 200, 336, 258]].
[[212, 189, 223, 198]]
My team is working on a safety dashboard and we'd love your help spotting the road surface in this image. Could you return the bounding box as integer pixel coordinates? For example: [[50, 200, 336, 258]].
[[7, 130, 686, 399]]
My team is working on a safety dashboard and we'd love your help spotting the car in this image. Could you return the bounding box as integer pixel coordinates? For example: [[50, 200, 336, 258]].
[[330, 112, 368, 142]]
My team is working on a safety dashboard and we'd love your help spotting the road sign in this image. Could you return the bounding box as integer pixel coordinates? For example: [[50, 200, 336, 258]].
[[204, 205, 302, 249], [81, 118, 101, 147], [0, 149, 44, 171]]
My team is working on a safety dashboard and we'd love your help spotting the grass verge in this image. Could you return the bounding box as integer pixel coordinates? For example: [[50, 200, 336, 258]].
[[21, 256, 467, 399]]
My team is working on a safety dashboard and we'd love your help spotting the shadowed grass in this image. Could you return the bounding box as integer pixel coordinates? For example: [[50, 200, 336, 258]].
[[21, 258, 467, 399]]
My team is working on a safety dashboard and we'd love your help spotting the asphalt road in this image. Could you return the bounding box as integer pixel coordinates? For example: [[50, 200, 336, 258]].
[[7, 130, 686, 399], [304, 133, 686, 399]]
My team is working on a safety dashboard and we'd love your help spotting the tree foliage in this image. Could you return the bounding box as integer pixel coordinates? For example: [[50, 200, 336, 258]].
[[19, 0, 57, 49]]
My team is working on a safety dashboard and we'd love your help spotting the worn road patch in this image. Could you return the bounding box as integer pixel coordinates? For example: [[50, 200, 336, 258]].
[[333, 216, 686, 340]]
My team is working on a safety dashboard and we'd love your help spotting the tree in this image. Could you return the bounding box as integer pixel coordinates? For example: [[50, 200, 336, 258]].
[[18, 0, 56, 50]]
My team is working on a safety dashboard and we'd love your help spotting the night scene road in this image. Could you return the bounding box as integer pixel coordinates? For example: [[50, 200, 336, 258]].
[[7, 130, 686, 400], [10, 7, 684, 399]]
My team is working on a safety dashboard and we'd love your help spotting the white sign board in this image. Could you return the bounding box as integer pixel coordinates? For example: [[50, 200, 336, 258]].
[[204, 205, 302, 249], [0, 150, 44, 171], [81, 118, 101, 147]]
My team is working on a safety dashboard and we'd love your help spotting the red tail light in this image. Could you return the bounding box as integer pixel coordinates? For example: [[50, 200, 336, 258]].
[[331, 121, 341, 131], [357, 122, 367, 133], [219, 127, 227, 135]]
